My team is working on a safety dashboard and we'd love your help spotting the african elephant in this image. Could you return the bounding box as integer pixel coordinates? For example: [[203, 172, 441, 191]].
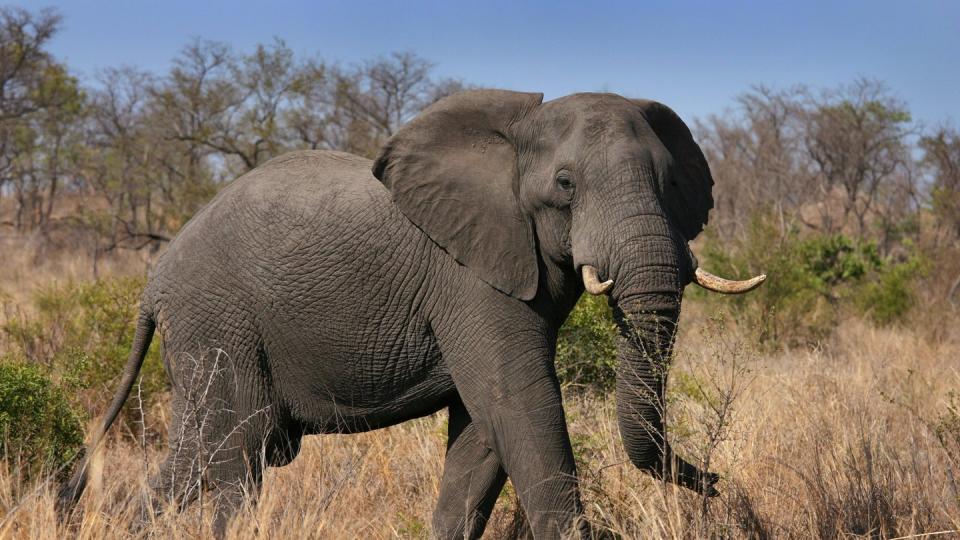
[[58, 90, 764, 539]]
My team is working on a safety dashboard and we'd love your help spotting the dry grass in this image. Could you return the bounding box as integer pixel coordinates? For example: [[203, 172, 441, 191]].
[[1, 242, 959, 539], [0, 234, 153, 308]]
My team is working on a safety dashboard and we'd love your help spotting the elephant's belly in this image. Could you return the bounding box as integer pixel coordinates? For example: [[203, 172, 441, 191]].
[[303, 367, 456, 434], [266, 316, 457, 434]]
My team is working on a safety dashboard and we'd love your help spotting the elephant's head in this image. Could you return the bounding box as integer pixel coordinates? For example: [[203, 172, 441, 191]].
[[373, 90, 763, 491]]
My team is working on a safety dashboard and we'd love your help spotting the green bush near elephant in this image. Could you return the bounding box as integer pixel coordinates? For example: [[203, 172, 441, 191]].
[[0, 360, 84, 483], [696, 213, 925, 347], [1, 277, 165, 422], [555, 294, 618, 391], [855, 253, 926, 325]]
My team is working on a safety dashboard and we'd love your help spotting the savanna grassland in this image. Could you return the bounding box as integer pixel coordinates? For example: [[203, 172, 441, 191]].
[[1, 236, 959, 539], [2, 5, 960, 539]]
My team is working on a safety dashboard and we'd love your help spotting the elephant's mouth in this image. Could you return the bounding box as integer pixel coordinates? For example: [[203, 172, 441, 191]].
[[580, 262, 765, 297]]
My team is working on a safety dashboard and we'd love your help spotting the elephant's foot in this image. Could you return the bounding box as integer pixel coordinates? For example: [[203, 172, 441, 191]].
[[653, 452, 720, 497], [211, 488, 242, 540]]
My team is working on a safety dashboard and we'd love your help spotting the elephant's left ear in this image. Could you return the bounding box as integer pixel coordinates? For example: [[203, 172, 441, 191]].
[[632, 100, 715, 242], [373, 90, 544, 301]]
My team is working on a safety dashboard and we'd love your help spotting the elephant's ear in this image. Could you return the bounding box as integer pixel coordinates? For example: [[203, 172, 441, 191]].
[[632, 99, 714, 241], [373, 89, 544, 300]]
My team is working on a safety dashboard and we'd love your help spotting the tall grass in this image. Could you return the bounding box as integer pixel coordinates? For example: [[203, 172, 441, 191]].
[[1, 240, 958, 538]]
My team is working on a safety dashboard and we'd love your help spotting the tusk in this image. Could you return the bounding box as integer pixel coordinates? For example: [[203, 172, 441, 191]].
[[582, 265, 614, 296], [694, 267, 766, 294]]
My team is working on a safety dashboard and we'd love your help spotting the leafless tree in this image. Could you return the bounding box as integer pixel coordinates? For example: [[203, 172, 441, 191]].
[[82, 67, 164, 250], [921, 125, 960, 239], [801, 79, 915, 236], [698, 80, 920, 245], [696, 86, 810, 238], [334, 51, 469, 156]]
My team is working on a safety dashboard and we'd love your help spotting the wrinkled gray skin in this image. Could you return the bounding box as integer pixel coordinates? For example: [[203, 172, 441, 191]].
[[59, 90, 719, 539]]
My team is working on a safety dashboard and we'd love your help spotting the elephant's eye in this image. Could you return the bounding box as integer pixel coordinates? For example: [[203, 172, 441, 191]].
[[555, 171, 575, 192]]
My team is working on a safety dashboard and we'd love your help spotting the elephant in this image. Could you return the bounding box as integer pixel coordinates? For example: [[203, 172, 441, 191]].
[[57, 89, 764, 539]]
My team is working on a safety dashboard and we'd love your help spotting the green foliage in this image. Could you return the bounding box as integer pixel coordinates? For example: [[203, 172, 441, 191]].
[[664, 370, 712, 442], [698, 216, 830, 345], [556, 295, 618, 391], [0, 359, 84, 482], [570, 430, 606, 471], [1, 276, 165, 422], [699, 213, 925, 347], [856, 253, 925, 325], [797, 234, 881, 285], [394, 512, 428, 538], [669, 370, 716, 410], [931, 185, 960, 237]]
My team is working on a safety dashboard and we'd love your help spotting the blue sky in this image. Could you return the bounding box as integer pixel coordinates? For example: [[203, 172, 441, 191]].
[[26, 0, 960, 126]]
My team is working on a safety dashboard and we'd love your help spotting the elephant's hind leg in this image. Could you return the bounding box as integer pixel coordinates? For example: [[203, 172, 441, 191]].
[[151, 326, 279, 538], [146, 379, 270, 539], [207, 419, 305, 537], [433, 400, 507, 540], [207, 432, 266, 539], [147, 391, 204, 517]]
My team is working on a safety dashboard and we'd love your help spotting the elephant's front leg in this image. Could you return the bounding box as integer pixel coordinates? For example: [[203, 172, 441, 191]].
[[433, 399, 507, 539], [445, 334, 589, 539]]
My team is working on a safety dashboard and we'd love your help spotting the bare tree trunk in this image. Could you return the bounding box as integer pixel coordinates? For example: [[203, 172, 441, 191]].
[[14, 182, 24, 232]]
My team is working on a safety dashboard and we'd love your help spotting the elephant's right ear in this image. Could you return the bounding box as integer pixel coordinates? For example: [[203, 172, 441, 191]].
[[631, 99, 714, 242], [373, 89, 544, 300]]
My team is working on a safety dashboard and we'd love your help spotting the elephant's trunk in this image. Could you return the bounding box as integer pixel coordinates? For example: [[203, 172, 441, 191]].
[[604, 224, 720, 494], [613, 296, 678, 476], [610, 265, 682, 477]]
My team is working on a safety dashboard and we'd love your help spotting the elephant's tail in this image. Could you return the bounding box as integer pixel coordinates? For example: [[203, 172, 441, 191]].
[[56, 306, 156, 517]]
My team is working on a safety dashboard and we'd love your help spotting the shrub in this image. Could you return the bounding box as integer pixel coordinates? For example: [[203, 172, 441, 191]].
[[698, 213, 924, 347], [856, 251, 925, 325], [556, 294, 618, 391], [1, 276, 165, 425], [697, 215, 845, 346], [0, 359, 84, 483]]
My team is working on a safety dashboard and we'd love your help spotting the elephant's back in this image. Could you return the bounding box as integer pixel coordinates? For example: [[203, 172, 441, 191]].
[[157, 150, 404, 266], [153, 146, 450, 324], [222, 150, 393, 227], [220, 149, 431, 274], [147, 150, 434, 309]]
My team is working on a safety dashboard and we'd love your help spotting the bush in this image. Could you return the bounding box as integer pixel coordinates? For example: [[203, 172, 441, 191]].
[[698, 213, 924, 347], [856, 252, 925, 325], [0, 360, 84, 483], [556, 294, 618, 391], [1, 276, 165, 425]]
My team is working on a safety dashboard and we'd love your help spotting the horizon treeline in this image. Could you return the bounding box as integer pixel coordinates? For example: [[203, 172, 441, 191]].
[[1, 5, 958, 268], [0, 7, 469, 253]]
